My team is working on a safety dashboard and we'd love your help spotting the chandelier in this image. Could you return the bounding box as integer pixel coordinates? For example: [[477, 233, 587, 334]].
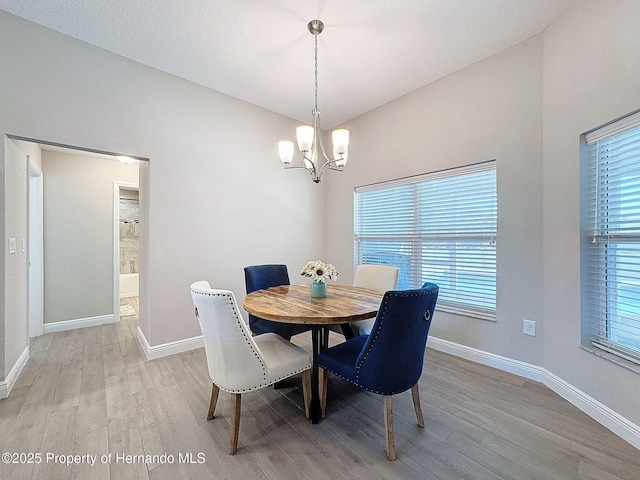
[[278, 20, 350, 183]]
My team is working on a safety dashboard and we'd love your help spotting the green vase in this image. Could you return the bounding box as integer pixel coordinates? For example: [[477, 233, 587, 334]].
[[310, 281, 327, 298]]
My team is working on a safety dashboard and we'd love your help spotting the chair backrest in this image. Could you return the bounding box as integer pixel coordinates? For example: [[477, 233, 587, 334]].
[[353, 264, 399, 293], [355, 283, 438, 395], [190, 281, 268, 392], [244, 265, 290, 331]]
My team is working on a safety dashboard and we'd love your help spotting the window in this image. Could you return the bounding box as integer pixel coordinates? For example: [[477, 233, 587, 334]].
[[585, 111, 640, 365], [354, 160, 497, 320]]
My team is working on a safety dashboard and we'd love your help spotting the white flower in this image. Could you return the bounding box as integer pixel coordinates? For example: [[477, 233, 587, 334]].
[[300, 260, 338, 282]]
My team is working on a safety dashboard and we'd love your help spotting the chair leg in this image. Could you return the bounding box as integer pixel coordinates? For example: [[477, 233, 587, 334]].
[[323, 328, 330, 346], [319, 367, 328, 418], [301, 369, 311, 419], [411, 384, 425, 428], [383, 395, 396, 461], [207, 383, 220, 420], [339, 323, 356, 340], [229, 393, 241, 455]]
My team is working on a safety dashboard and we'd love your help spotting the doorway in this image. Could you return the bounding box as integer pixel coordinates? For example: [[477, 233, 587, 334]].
[[115, 183, 140, 322], [15, 136, 147, 337]]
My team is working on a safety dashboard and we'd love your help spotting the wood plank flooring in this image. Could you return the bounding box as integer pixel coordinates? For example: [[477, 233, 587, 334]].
[[1, 299, 639, 479]]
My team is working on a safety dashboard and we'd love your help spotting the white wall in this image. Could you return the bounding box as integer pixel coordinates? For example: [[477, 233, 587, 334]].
[[41, 150, 138, 323], [328, 35, 545, 366], [3, 138, 29, 382], [542, 0, 640, 426], [0, 9, 325, 375], [327, 0, 640, 431]]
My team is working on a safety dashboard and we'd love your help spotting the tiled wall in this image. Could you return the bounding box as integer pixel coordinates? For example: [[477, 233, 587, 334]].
[[120, 189, 139, 274]]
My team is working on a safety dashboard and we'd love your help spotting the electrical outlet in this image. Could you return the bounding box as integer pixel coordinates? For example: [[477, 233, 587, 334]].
[[8, 237, 16, 254], [523, 319, 536, 336]]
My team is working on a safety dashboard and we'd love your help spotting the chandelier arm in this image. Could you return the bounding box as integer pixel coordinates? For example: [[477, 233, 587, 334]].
[[303, 151, 318, 175], [313, 110, 332, 165], [283, 162, 313, 171], [284, 150, 318, 174], [312, 108, 343, 181], [317, 157, 346, 177], [286, 164, 320, 183]]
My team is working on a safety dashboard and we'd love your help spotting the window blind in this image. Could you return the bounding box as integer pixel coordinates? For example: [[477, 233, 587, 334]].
[[354, 160, 497, 320], [586, 112, 640, 364]]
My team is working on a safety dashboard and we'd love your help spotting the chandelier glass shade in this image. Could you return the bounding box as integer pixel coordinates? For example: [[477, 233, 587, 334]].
[[278, 20, 350, 183]]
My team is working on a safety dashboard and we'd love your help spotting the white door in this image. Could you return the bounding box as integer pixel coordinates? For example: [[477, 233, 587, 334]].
[[28, 157, 44, 337]]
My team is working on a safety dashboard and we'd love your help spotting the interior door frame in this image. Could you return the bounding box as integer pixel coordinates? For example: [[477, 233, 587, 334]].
[[113, 182, 139, 322], [28, 155, 44, 338]]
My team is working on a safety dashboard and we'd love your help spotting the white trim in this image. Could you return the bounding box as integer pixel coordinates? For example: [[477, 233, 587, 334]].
[[28, 157, 43, 177], [585, 110, 640, 145], [355, 159, 496, 192], [42, 314, 115, 334], [427, 336, 640, 450], [0, 347, 29, 399], [120, 291, 140, 299], [542, 369, 640, 450], [427, 337, 545, 382], [136, 327, 204, 361], [28, 155, 44, 338]]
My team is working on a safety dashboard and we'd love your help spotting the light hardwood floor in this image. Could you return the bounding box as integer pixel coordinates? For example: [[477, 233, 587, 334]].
[[1, 300, 639, 479]]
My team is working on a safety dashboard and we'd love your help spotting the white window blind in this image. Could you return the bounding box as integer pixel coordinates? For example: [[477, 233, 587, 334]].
[[586, 112, 640, 364], [354, 160, 497, 320]]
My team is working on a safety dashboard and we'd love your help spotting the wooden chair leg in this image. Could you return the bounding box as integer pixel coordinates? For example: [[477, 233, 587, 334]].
[[207, 383, 220, 420], [411, 384, 425, 428], [383, 395, 396, 461], [319, 367, 328, 418], [301, 369, 311, 419], [229, 393, 241, 455]]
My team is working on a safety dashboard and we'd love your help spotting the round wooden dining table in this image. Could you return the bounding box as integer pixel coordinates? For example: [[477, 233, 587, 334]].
[[243, 284, 384, 423]]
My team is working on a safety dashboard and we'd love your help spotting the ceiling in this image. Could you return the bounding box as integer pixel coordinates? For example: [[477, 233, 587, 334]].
[[0, 0, 572, 129]]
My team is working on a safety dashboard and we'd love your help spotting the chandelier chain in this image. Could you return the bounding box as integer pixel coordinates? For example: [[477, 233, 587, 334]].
[[314, 30, 319, 114]]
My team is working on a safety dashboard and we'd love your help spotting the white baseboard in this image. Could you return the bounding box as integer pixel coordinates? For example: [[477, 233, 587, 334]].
[[120, 291, 139, 299], [542, 369, 640, 450], [43, 314, 115, 334], [0, 347, 29, 399], [427, 337, 546, 382], [427, 336, 640, 451], [136, 327, 204, 361]]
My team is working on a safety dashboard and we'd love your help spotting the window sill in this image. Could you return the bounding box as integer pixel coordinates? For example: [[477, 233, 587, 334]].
[[580, 345, 640, 375], [436, 304, 496, 322]]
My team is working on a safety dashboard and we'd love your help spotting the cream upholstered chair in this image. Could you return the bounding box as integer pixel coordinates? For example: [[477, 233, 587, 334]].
[[349, 264, 399, 336], [190, 281, 312, 455]]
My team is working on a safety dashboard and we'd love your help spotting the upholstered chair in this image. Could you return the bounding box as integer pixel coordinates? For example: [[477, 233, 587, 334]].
[[190, 281, 312, 455], [348, 264, 400, 336], [244, 264, 313, 340], [317, 283, 438, 460], [326, 264, 399, 340]]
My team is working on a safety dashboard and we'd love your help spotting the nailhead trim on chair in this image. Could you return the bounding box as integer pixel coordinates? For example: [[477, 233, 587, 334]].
[[323, 289, 438, 396], [192, 289, 310, 394]]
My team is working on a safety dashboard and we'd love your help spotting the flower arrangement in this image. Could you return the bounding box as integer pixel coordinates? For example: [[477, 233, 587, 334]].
[[300, 260, 338, 283]]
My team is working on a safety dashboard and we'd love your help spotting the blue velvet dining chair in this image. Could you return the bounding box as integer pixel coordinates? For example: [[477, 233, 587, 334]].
[[317, 283, 439, 460], [244, 264, 313, 340]]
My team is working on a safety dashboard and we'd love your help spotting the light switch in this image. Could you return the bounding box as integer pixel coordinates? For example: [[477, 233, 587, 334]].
[[22, 238, 26, 253], [8, 237, 16, 254]]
